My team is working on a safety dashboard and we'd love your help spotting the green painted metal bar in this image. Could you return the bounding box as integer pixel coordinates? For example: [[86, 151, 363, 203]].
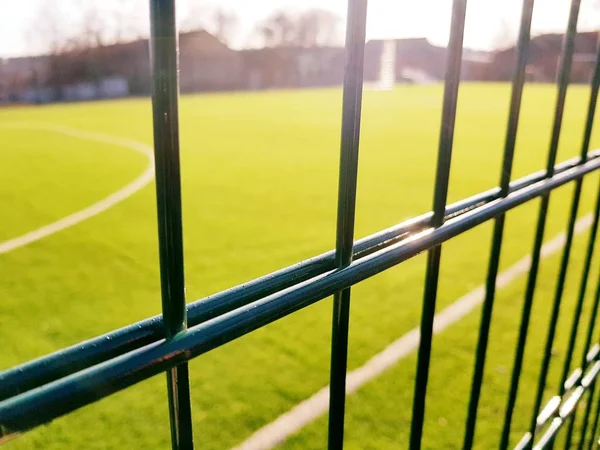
[[528, 2, 583, 443], [564, 180, 600, 449], [581, 291, 600, 450], [555, 34, 600, 450], [532, 360, 600, 449], [462, 2, 535, 448], [527, 345, 599, 432], [565, 234, 600, 448], [575, 277, 600, 449], [512, 291, 600, 449], [587, 389, 600, 449], [328, 0, 368, 447], [1, 151, 597, 404], [558, 35, 600, 400], [149, 1, 194, 449], [500, 1, 581, 447], [577, 383, 598, 450], [410, 1, 467, 448]]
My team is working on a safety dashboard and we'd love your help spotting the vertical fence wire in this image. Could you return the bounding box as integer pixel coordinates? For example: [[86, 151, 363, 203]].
[[570, 362, 599, 449], [499, 1, 581, 447], [576, 381, 599, 450], [559, 37, 600, 450], [575, 275, 600, 449], [527, 1, 582, 444], [149, 1, 194, 449], [565, 225, 600, 449], [586, 322, 600, 450], [462, 2, 535, 448], [409, 1, 467, 448], [587, 392, 600, 449], [327, 0, 368, 447], [558, 35, 600, 395]]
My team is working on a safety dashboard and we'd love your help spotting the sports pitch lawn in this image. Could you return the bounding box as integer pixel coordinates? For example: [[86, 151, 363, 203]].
[[1, 84, 600, 449]]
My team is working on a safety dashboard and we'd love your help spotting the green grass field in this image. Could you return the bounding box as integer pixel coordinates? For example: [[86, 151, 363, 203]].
[[2, 83, 600, 449]]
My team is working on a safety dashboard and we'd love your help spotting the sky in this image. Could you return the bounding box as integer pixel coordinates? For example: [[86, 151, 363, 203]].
[[0, 0, 599, 58]]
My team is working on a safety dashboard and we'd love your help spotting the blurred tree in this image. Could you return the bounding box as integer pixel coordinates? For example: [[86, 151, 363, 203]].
[[27, 0, 69, 56], [255, 9, 341, 48], [181, 0, 211, 32], [212, 8, 239, 46], [257, 12, 296, 47], [295, 9, 341, 47], [26, 0, 70, 98], [182, 1, 239, 46], [491, 17, 518, 51], [110, 0, 148, 42], [27, 0, 143, 99]]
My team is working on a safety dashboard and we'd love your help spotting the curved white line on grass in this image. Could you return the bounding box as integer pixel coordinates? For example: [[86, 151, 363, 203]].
[[233, 213, 594, 450], [0, 123, 154, 254]]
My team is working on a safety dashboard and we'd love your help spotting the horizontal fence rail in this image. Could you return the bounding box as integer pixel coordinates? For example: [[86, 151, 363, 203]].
[[2, 0, 600, 448], [1, 151, 597, 403]]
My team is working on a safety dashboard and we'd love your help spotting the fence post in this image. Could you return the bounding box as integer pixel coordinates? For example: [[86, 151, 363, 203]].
[[149, 1, 195, 449], [328, 0, 368, 447]]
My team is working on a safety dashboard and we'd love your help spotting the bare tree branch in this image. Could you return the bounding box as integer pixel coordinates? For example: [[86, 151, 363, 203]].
[[212, 8, 239, 46], [254, 9, 342, 48]]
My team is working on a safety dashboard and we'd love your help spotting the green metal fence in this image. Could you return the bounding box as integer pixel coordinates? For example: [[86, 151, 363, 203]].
[[2, 0, 600, 448]]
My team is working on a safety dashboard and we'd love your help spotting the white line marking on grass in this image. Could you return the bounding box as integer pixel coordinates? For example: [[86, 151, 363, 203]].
[[233, 213, 594, 450], [0, 123, 154, 254]]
